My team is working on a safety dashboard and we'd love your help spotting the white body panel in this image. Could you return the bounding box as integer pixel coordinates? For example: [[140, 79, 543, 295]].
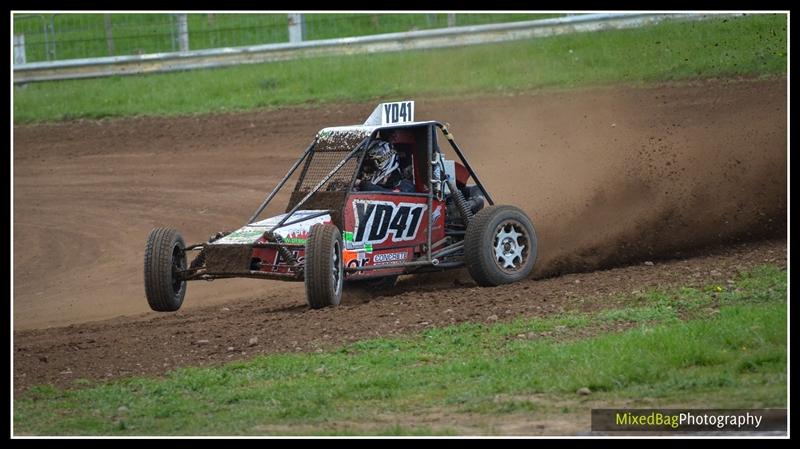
[[212, 210, 331, 245]]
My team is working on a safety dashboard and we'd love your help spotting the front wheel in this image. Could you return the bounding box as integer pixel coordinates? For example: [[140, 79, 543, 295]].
[[464, 205, 538, 287], [144, 228, 187, 312], [304, 223, 344, 309]]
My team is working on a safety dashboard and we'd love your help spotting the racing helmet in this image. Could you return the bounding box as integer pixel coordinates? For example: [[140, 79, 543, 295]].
[[365, 140, 400, 185]]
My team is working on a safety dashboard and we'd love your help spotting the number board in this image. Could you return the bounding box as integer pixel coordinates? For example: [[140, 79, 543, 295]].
[[380, 101, 414, 125], [364, 101, 415, 126]]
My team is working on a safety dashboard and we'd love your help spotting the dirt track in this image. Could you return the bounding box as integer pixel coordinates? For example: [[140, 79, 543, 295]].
[[13, 77, 787, 391], [13, 238, 787, 392]]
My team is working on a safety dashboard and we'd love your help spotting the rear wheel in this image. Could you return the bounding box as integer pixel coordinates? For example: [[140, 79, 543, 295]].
[[144, 228, 187, 312], [464, 205, 537, 287], [304, 224, 344, 309]]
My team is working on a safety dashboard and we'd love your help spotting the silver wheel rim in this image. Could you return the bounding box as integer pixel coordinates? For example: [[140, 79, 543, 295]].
[[493, 220, 529, 273], [332, 240, 342, 295]]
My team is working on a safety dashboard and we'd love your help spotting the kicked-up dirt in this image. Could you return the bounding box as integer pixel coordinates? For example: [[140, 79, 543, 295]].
[[13, 77, 787, 392]]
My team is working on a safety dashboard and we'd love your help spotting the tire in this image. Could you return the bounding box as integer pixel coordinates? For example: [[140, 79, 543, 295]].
[[144, 228, 188, 312], [464, 205, 538, 287], [304, 223, 344, 309]]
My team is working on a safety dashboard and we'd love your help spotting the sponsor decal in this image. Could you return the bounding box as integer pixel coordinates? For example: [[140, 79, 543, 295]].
[[373, 251, 408, 264], [352, 200, 425, 245], [346, 256, 370, 270], [271, 249, 304, 272], [431, 205, 442, 223], [344, 249, 370, 273], [277, 231, 308, 245], [344, 232, 373, 252]]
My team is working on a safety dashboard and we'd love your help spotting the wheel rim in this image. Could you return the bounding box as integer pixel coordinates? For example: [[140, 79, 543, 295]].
[[492, 220, 529, 273], [171, 245, 186, 294], [332, 240, 342, 295]]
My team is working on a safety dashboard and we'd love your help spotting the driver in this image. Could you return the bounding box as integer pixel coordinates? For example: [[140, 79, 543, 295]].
[[354, 140, 415, 193]]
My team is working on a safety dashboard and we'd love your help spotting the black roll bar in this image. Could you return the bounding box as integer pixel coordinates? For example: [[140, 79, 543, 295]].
[[270, 137, 370, 232], [426, 124, 434, 261], [435, 123, 495, 206], [241, 121, 492, 275], [247, 141, 315, 225]]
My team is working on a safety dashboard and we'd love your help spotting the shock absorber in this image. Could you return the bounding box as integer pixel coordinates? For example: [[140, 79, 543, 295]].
[[447, 178, 473, 225], [264, 231, 298, 266]]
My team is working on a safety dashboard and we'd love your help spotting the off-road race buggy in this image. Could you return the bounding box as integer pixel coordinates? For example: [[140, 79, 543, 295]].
[[144, 101, 538, 311]]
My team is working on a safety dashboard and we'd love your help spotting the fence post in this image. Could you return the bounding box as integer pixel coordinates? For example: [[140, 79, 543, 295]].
[[288, 13, 305, 43], [48, 15, 57, 60], [103, 14, 115, 56], [447, 14, 456, 27], [176, 13, 189, 52], [14, 34, 26, 65], [42, 15, 53, 61]]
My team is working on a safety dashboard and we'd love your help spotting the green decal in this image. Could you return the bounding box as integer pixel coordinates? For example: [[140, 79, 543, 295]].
[[230, 230, 264, 238], [365, 243, 373, 252], [344, 231, 354, 241]]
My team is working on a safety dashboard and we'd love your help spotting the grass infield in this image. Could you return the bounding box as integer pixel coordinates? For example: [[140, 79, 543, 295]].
[[14, 265, 786, 435]]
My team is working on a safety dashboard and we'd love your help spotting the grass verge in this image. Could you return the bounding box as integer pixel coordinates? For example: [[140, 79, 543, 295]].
[[13, 14, 786, 123], [13, 265, 787, 435]]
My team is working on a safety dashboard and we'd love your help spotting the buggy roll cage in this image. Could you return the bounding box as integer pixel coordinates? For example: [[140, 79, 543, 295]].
[[245, 121, 495, 273]]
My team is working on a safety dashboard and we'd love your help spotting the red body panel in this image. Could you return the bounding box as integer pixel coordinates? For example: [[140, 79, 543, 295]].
[[243, 192, 447, 279], [343, 192, 445, 279], [454, 161, 471, 187]]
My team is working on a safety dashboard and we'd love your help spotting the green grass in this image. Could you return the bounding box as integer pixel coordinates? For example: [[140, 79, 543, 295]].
[[13, 14, 787, 123], [13, 13, 563, 63], [14, 265, 786, 435]]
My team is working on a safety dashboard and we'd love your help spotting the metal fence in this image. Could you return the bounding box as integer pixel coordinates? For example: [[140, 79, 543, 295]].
[[12, 13, 565, 64], [13, 13, 737, 84]]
